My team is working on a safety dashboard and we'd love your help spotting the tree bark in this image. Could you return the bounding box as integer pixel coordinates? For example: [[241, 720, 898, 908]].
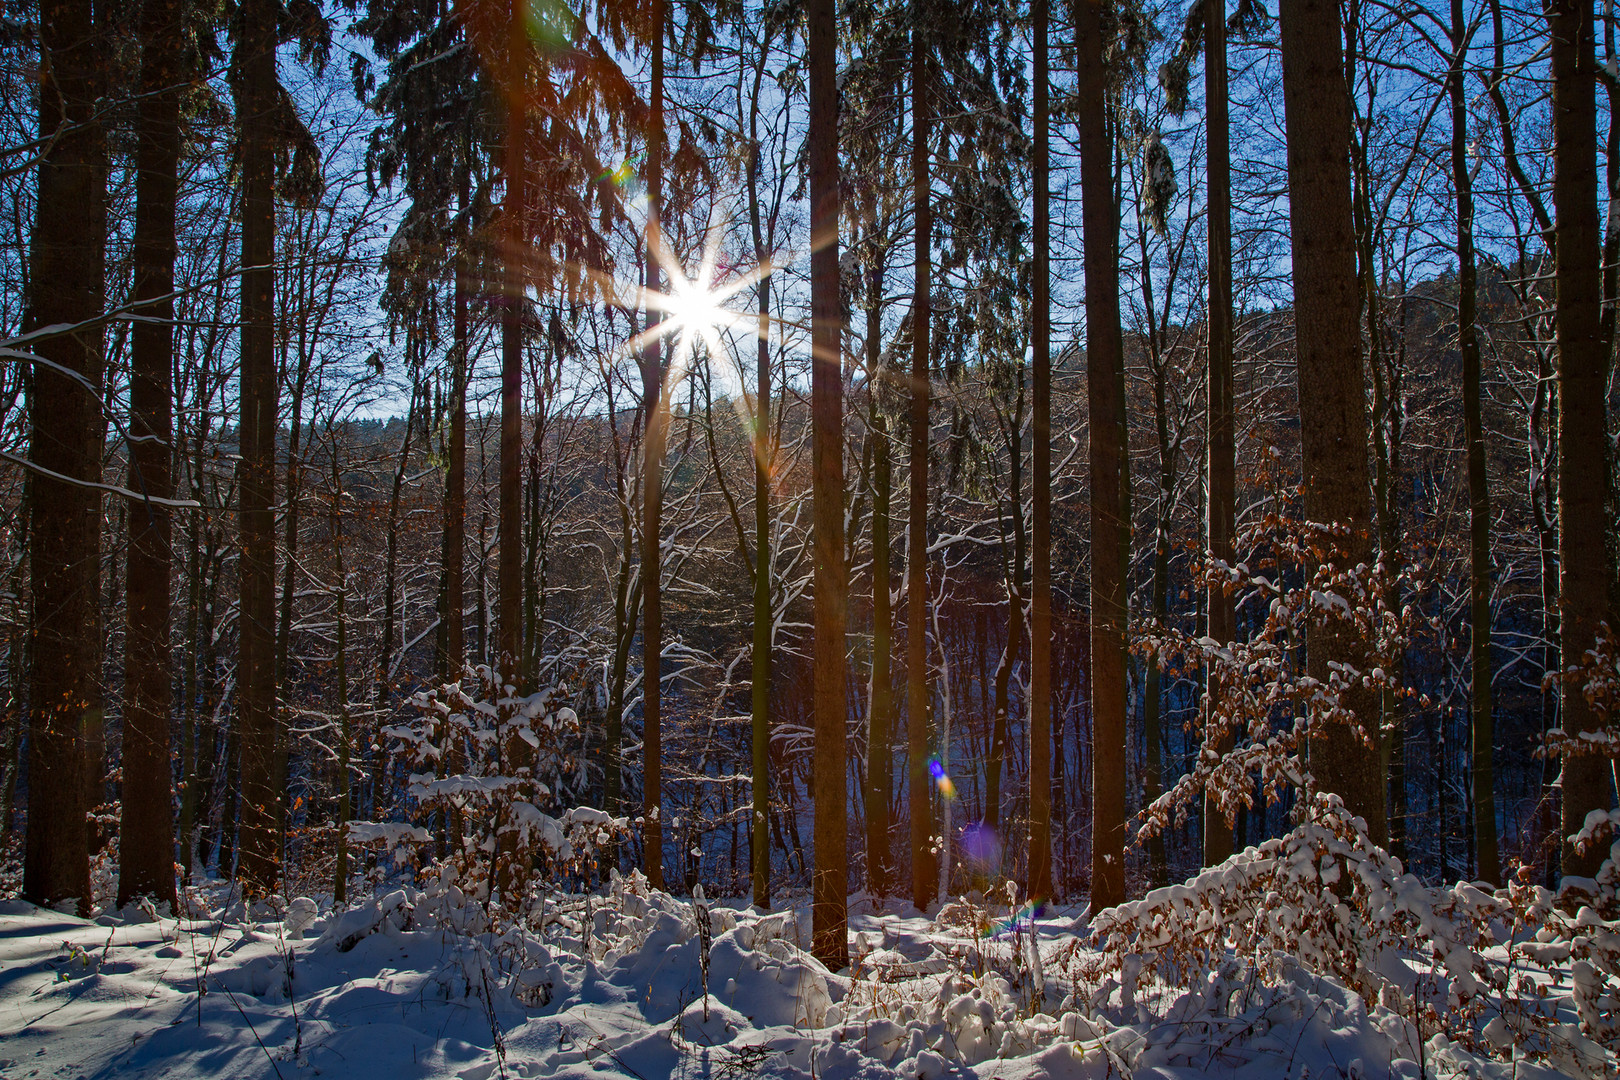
[[640, 0, 666, 890], [1028, 0, 1053, 902], [120, 0, 183, 909], [1550, 0, 1613, 879], [498, 0, 526, 674], [1202, 0, 1237, 869], [866, 249, 893, 900], [24, 0, 107, 914], [908, 12, 936, 913], [1028, 0, 1054, 903], [809, 0, 848, 967], [1076, 0, 1128, 911], [987, 373, 1024, 839], [1449, 0, 1497, 886], [1279, 0, 1384, 842], [234, 0, 283, 897], [745, 28, 777, 910], [330, 444, 351, 903], [443, 172, 468, 683]]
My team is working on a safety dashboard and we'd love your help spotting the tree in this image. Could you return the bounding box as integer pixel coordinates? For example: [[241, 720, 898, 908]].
[[1027, 0, 1053, 902], [498, 0, 526, 673], [1549, 0, 1613, 878], [1448, 0, 1497, 886], [1278, 0, 1384, 843], [1076, 0, 1128, 911], [641, 0, 667, 891], [908, 3, 935, 914], [233, 0, 282, 896], [1202, 0, 1237, 870], [23, 0, 107, 912], [119, 0, 185, 909], [809, 0, 848, 967], [742, 5, 788, 908], [862, 194, 894, 900]]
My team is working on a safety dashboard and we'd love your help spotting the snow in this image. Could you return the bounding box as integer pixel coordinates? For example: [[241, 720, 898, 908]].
[[2, 866, 1610, 1080]]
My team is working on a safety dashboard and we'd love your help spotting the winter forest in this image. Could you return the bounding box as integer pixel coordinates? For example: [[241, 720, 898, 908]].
[[2, 0, 1620, 1075]]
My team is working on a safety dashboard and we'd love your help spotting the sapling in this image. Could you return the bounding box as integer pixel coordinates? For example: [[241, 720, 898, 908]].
[[352, 662, 628, 933], [693, 883, 712, 1021]]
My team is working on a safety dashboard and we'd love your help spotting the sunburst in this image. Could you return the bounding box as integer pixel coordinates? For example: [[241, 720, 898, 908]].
[[626, 210, 771, 381]]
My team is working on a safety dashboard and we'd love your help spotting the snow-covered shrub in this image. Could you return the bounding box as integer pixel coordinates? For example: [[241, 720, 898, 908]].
[[352, 662, 625, 922], [1088, 792, 1620, 1074], [1137, 501, 1421, 839], [1545, 623, 1620, 891]]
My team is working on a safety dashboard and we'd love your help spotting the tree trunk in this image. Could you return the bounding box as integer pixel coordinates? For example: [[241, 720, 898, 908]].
[[374, 389, 417, 821], [1135, 210, 1173, 891], [272, 299, 312, 878], [498, 0, 526, 674], [443, 172, 468, 683], [1028, 0, 1053, 902], [331, 445, 351, 903], [1076, 0, 1128, 911], [1449, 0, 1496, 885], [640, 0, 666, 890], [809, 0, 848, 968], [988, 374, 1025, 839], [1202, 0, 1237, 869], [1278, 0, 1384, 842], [866, 260, 893, 900], [119, 0, 183, 909], [745, 61, 776, 906], [24, 0, 106, 914], [234, 0, 282, 897], [1550, 0, 1614, 879], [908, 14, 936, 913]]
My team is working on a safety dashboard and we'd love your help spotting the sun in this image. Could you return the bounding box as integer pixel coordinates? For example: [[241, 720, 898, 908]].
[[627, 211, 770, 376]]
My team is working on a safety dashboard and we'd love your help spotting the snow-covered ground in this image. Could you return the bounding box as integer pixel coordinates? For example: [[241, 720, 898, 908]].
[[1, 873, 1602, 1080]]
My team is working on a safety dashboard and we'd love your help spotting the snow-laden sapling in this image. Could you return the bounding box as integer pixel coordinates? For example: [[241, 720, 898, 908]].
[[353, 662, 626, 929], [1136, 506, 1422, 841], [693, 883, 713, 1021]]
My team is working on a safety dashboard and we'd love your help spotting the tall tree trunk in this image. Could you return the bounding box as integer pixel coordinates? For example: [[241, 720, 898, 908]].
[[748, 89, 775, 907], [234, 0, 282, 897], [179, 483, 202, 880], [1143, 359, 1171, 889], [329, 441, 352, 903], [1449, 0, 1497, 886], [272, 303, 311, 875], [1202, 0, 1237, 869], [498, 0, 525, 674], [1600, 3, 1620, 808], [866, 250, 893, 900], [1550, 0, 1614, 879], [988, 377, 1025, 837], [1028, 0, 1053, 901], [640, 0, 666, 890], [1278, 0, 1383, 842], [373, 389, 417, 820], [809, 0, 848, 967], [24, 0, 106, 914], [120, 0, 183, 909], [908, 13, 936, 913], [1076, 0, 1128, 911], [443, 171, 468, 683], [1134, 214, 1172, 890]]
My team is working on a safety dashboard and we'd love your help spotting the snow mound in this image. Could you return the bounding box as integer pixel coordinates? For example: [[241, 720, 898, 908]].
[[0, 874, 1606, 1080]]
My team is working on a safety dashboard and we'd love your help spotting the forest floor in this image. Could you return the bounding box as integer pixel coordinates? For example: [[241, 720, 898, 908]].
[[0, 876, 1597, 1080]]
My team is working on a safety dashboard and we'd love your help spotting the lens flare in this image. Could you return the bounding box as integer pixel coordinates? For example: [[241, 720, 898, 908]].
[[598, 151, 646, 190], [624, 210, 772, 381], [983, 899, 1046, 939], [927, 757, 956, 800], [960, 822, 1002, 869]]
